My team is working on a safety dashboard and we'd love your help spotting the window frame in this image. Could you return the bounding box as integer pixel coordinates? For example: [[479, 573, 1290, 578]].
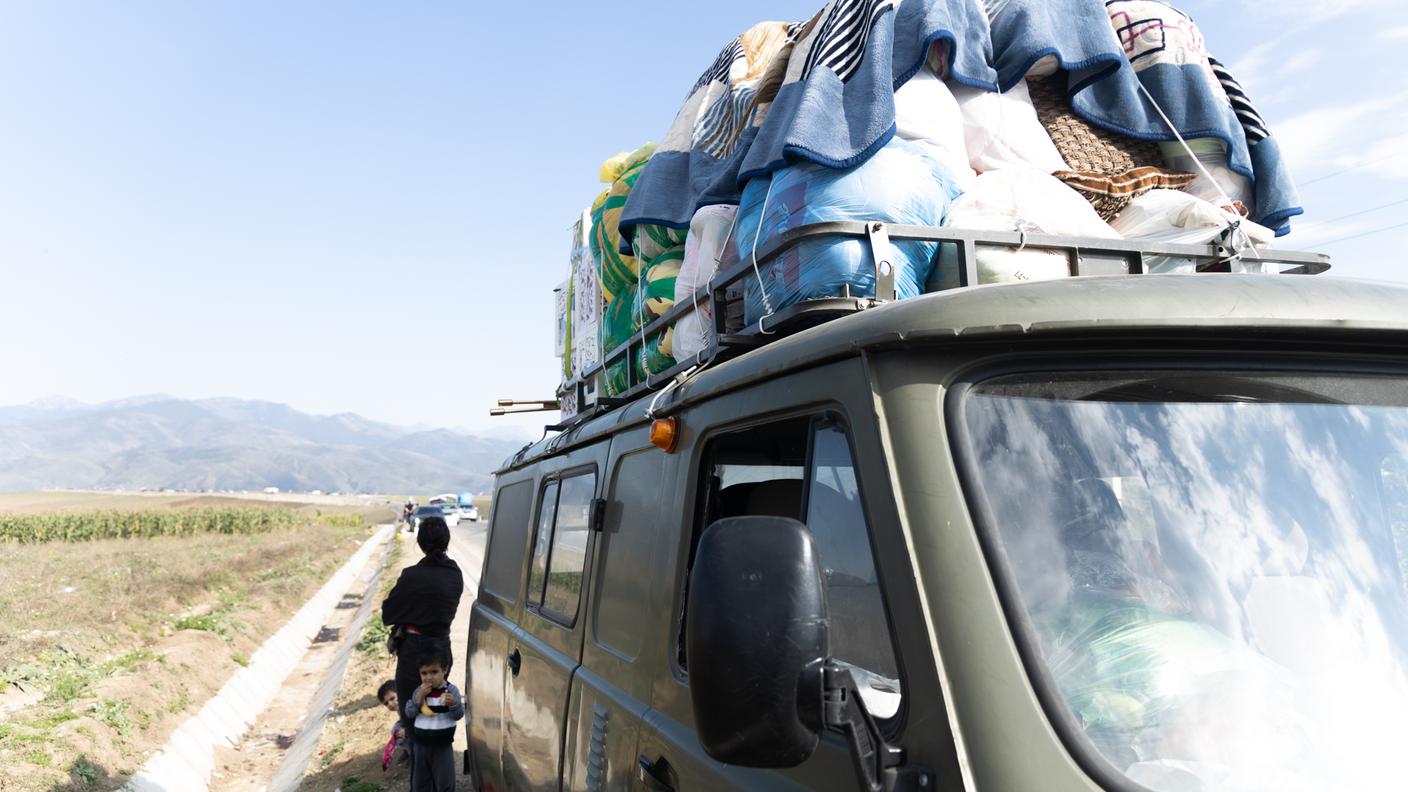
[[944, 352, 1408, 792], [526, 464, 598, 629], [479, 478, 536, 606], [591, 446, 666, 662], [671, 408, 907, 727]]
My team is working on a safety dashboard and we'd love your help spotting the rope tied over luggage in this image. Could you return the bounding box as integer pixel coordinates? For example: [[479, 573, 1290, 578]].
[[1134, 80, 1262, 268]]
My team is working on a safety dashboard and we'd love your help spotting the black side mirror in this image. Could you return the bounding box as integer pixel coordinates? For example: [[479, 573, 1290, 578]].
[[685, 516, 828, 767]]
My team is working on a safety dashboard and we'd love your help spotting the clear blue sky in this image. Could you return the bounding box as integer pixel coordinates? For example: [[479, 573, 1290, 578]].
[[1, 1, 1403, 435]]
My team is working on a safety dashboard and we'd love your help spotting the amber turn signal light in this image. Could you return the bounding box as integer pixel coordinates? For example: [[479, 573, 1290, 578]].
[[650, 417, 680, 453]]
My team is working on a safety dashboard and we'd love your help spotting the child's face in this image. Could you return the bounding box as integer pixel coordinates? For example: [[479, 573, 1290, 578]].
[[381, 691, 398, 712], [419, 662, 447, 689]]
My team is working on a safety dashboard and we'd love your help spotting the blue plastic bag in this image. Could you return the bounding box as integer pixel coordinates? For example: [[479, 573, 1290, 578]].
[[735, 137, 963, 325]]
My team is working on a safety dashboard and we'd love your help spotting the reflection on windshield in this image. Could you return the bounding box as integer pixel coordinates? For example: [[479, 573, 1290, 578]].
[[962, 372, 1408, 792]]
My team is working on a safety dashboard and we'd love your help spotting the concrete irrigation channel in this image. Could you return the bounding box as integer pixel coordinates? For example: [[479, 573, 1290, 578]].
[[124, 522, 487, 792]]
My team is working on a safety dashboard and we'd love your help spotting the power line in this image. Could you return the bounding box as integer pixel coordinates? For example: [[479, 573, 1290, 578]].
[[1299, 151, 1407, 186], [1299, 196, 1408, 229], [1316, 219, 1408, 247]]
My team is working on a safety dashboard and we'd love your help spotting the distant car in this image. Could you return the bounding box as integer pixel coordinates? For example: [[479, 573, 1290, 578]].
[[409, 504, 458, 530], [458, 503, 480, 522]]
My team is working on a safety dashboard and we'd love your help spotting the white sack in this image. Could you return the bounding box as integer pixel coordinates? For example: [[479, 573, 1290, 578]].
[[1159, 139, 1253, 215], [931, 166, 1120, 290], [894, 68, 976, 188], [570, 208, 601, 378], [674, 204, 738, 360], [951, 80, 1070, 174], [1110, 189, 1274, 273]]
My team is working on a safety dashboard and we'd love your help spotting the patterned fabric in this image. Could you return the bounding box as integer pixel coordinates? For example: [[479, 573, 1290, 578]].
[[405, 682, 464, 745], [1208, 56, 1268, 144], [620, 0, 994, 240], [591, 154, 650, 302], [799, 0, 896, 83], [620, 0, 1303, 241], [1053, 166, 1195, 221]]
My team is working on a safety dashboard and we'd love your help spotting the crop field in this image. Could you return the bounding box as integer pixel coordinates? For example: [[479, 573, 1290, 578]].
[[0, 491, 397, 791], [0, 507, 363, 543]]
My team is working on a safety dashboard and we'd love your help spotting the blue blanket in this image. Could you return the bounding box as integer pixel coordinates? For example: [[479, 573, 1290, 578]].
[[620, 0, 1301, 244]]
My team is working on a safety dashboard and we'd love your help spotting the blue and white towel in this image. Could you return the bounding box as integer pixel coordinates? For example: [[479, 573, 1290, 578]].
[[620, 0, 1301, 244]]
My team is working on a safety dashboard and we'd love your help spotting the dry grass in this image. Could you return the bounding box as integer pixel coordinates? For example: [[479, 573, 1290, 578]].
[[0, 491, 389, 516], [0, 507, 391, 791], [300, 537, 415, 792]]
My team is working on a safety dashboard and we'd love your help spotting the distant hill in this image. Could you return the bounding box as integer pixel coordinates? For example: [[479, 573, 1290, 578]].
[[0, 396, 532, 494]]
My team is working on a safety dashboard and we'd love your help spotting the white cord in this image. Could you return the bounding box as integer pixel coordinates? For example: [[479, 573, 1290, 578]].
[[645, 365, 698, 419], [688, 207, 741, 355], [1134, 80, 1261, 264], [750, 175, 778, 333], [1012, 216, 1037, 252], [633, 234, 650, 379]]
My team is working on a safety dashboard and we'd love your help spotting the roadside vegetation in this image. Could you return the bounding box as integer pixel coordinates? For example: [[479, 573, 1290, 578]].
[[0, 506, 362, 543], [301, 535, 413, 792], [0, 494, 396, 791]]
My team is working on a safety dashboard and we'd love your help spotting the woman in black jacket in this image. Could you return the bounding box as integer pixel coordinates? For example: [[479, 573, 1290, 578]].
[[381, 517, 464, 751]]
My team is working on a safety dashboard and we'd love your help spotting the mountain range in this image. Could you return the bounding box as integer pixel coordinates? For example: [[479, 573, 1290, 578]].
[[0, 395, 535, 494]]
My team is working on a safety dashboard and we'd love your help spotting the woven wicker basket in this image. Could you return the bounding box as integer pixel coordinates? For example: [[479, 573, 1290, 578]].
[[1027, 75, 1164, 173]]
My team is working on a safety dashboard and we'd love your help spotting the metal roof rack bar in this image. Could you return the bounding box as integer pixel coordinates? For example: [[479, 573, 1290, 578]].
[[554, 220, 1331, 424]]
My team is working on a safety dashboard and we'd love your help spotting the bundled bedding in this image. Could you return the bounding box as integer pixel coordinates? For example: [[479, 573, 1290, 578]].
[[556, 0, 1304, 398]]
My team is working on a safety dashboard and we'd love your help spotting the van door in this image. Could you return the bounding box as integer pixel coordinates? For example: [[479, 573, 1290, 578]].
[[503, 443, 607, 790], [639, 360, 919, 790], [562, 429, 674, 791], [467, 475, 537, 792]]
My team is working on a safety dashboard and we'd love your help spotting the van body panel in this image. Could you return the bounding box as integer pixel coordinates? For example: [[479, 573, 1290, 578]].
[[640, 357, 938, 789], [560, 428, 675, 789], [869, 348, 1099, 791], [475, 276, 1408, 792], [469, 472, 538, 790], [562, 666, 647, 792], [503, 442, 608, 790], [869, 339, 1408, 790], [468, 609, 514, 791], [504, 621, 577, 789]]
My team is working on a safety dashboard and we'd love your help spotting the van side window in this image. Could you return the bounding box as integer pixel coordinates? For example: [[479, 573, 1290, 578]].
[[527, 471, 596, 625], [542, 473, 595, 622], [527, 480, 560, 608], [481, 480, 534, 603], [594, 449, 663, 659], [684, 414, 902, 717]]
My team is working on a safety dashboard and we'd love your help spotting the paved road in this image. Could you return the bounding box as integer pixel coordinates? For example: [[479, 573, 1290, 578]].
[[445, 519, 489, 769]]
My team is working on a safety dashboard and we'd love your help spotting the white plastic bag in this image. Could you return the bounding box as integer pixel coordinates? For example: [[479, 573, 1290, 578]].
[[1158, 139, 1253, 215], [951, 80, 1070, 175], [894, 67, 976, 188], [1110, 189, 1273, 273], [931, 166, 1120, 290], [673, 205, 738, 360]]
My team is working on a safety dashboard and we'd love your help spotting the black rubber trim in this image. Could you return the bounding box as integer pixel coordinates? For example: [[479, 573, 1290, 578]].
[[526, 463, 599, 631]]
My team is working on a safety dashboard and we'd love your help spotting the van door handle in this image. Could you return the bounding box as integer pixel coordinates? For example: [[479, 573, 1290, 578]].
[[637, 755, 674, 792], [507, 648, 521, 677]]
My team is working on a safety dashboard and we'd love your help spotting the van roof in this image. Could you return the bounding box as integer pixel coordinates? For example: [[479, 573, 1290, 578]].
[[500, 274, 1408, 474]]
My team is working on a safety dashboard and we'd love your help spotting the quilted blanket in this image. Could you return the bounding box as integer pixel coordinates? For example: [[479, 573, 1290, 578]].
[[619, 0, 1301, 244]]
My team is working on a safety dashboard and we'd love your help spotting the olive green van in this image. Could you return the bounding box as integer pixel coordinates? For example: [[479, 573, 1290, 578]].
[[465, 224, 1408, 791]]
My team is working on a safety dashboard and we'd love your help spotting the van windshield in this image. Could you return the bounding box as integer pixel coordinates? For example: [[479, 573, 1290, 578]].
[[959, 371, 1408, 792]]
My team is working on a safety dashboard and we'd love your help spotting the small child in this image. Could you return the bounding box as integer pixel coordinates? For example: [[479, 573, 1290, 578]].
[[377, 679, 407, 771], [404, 647, 465, 792]]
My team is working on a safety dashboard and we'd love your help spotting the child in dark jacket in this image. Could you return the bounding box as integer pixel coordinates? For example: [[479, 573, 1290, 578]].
[[404, 647, 465, 792]]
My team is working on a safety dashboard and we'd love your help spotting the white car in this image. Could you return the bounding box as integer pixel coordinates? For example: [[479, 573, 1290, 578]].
[[459, 504, 480, 522], [409, 504, 458, 530]]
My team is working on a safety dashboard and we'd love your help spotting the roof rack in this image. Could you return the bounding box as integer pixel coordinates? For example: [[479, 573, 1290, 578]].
[[556, 220, 1331, 425]]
